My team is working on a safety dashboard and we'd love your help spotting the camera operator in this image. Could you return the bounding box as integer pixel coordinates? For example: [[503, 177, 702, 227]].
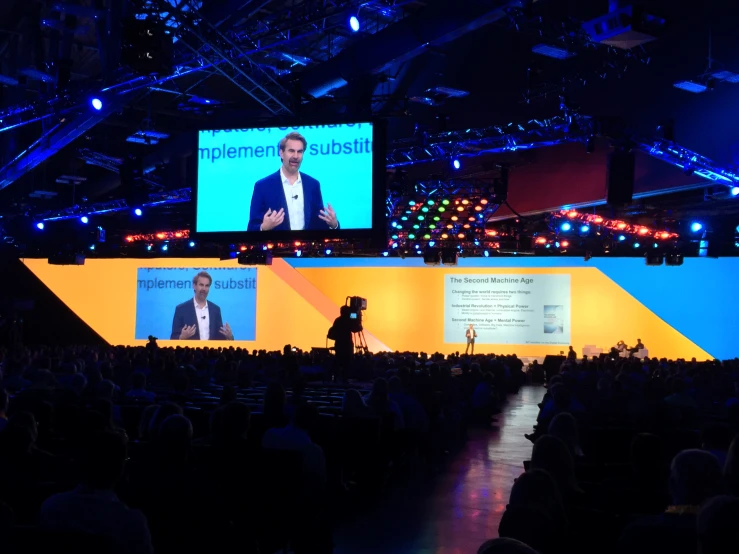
[[328, 306, 362, 382]]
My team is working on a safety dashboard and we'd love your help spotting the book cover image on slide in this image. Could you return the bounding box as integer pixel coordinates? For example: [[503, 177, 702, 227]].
[[543, 305, 564, 334]]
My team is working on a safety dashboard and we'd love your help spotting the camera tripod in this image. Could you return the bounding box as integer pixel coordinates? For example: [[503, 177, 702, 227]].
[[353, 328, 368, 353]]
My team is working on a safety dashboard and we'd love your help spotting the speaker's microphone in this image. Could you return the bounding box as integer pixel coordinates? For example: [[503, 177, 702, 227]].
[[292, 194, 299, 200]]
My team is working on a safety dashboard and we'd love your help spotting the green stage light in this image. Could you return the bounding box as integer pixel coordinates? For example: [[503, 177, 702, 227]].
[[429, 224, 436, 229], [438, 207, 446, 212], [442, 199, 450, 205], [423, 234, 431, 239], [433, 216, 440, 221]]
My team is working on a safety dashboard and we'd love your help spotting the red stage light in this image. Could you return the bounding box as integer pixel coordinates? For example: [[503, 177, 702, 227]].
[[441, 233, 449, 239], [462, 199, 469, 205], [468, 217, 475, 222], [266, 244, 274, 249], [156, 232, 165, 239], [593, 216, 603, 224], [474, 206, 482, 211], [567, 211, 578, 218], [240, 246, 247, 251], [463, 224, 470, 229], [457, 233, 465, 239], [125, 236, 134, 242], [638, 228, 650, 235], [451, 215, 458, 221], [561, 240, 570, 247], [659, 232, 670, 239], [616, 222, 627, 230], [480, 199, 489, 205], [535, 237, 548, 245], [294, 241, 301, 246], [487, 230, 498, 236], [456, 206, 464, 212], [174, 232, 183, 238]]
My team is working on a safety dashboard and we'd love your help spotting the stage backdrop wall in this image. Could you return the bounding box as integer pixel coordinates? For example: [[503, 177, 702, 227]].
[[22, 257, 737, 360]]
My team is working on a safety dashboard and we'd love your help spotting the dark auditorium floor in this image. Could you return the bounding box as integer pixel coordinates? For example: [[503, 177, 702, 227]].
[[333, 384, 542, 554]]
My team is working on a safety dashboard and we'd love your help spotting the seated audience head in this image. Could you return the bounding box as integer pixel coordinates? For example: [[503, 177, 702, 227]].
[[293, 402, 319, 432], [478, 537, 541, 554], [79, 431, 128, 490], [724, 433, 739, 495], [148, 401, 183, 441], [388, 375, 404, 394], [697, 495, 739, 554], [508, 469, 564, 514], [630, 433, 665, 476], [668, 449, 723, 506], [131, 371, 147, 390], [158, 414, 193, 461], [138, 404, 159, 441], [547, 412, 580, 458], [530, 434, 579, 496], [342, 389, 368, 416], [367, 378, 389, 407]]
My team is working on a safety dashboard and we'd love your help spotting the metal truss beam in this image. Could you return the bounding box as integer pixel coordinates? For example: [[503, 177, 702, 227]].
[[168, 1, 294, 115], [386, 115, 593, 167], [36, 187, 192, 222]]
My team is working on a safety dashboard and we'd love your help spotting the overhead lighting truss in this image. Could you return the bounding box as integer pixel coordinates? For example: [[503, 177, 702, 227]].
[[386, 115, 594, 167]]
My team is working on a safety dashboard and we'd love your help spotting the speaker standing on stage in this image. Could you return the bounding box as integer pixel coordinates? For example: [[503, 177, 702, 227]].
[[466, 324, 477, 355]]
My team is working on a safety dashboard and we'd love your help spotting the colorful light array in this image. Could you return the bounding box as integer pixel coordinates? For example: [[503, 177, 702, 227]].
[[124, 229, 190, 242], [555, 210, 679, 240]]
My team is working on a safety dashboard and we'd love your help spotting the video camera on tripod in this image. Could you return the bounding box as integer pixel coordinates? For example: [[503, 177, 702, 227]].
[[346, 296, 367, 352]]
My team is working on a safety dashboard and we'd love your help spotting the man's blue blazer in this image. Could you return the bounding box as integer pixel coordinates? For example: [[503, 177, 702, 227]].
[[247, 170, 333, 231], [170, 300, 225, 340]]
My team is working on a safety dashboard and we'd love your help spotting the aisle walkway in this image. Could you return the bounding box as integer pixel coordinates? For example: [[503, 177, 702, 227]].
[[334, 384, 543, 554]]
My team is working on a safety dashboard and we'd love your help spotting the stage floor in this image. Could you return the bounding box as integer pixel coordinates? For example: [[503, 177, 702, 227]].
[[333, 384, 543, 553]]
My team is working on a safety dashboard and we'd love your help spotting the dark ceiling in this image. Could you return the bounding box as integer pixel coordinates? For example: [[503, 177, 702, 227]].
[[0, 0, 738, 255]]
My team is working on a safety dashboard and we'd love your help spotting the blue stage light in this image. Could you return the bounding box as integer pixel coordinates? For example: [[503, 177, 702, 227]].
[[189, 241, 195, 247], [731, 186, 739, 196], [429, 241, 436, 247], [35, 222, 44, 230], [382, 251, 389, 257], [349, 15, 360, 32], [483, 250, 489, 257], [392, 242, 398, 249], [580, 224, 590, 234], [162, 244, 168, 252], [146, 244, 152, 251], [133, 208, 143, 216], [616, 235, 625, 241], [89, 245, 95, 251], [560, 222, 572, 232], [633, 242, 640, 248], [296, 250, 302, 257], [690, 222, 703, 232], [91, 98, 103, 111], [736, 225, 739, 233], [325, 248, 332, 255], [80, 216, 89, 224], [653, 243, 658, 248], [452, 158, 461, 170]]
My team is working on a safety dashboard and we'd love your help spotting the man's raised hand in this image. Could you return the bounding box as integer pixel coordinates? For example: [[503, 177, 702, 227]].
[[260, 208, 285, 231]]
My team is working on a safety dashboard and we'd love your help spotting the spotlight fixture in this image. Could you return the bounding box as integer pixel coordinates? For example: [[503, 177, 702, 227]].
[[731, 186, 739, 196], [665, 253, 684, 266], [441, 248, 458, 266], [80, 216, 89, 224], [35, 222, 45, 230], [423, 248, 441, 266], [451, 158, 461, 170], [238, 251, 273, 265], [349, 15, 360, 32], [690, 222, 703, 233], [91, 97, 103, 111], [133, 208, 143, 217], [645, 252, 664, 266]]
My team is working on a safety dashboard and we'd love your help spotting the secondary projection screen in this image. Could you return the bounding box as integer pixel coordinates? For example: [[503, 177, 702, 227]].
[[443, 274, 571, 345], [135, 267, 257, 341]]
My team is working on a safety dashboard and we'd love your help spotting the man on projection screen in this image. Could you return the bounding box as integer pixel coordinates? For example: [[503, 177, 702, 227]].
[[247, 131, 340, 231], [170, 271, 234, 340]]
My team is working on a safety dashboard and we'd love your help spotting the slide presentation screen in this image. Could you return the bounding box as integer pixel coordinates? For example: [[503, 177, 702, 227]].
[[444, 274, 571, 345], [196, 123, 374, 233], [135, 267, 257, 341]]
